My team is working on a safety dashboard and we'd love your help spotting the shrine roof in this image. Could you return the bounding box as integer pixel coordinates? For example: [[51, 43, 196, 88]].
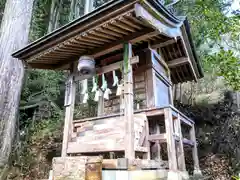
[[12, 0, 203, 83]]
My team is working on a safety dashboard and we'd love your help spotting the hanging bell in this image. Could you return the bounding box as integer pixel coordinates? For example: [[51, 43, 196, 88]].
[[77, 56, 95, 76]]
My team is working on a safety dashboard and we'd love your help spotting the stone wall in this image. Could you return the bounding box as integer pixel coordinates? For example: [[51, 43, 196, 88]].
[[52, 157, 87, 180]]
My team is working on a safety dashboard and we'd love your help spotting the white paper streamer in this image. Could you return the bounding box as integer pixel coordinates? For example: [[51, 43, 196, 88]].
[[104, 88, 112, 100], [94, 90, 100, 102], [83, 93, 89, 103], [81, 79, 88, 95], [91, 76, 98, 92], [101, 74, 107, 91], [116, 83, 123, 96], [112, 70, 119, 87]]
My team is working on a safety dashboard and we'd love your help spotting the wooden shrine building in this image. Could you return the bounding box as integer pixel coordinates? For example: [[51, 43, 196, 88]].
[[13, 0, 204, 179]]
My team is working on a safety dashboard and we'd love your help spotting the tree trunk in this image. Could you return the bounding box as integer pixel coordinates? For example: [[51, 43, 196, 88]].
[[0, 0, 34, 166], [48, 0, 62, 33]]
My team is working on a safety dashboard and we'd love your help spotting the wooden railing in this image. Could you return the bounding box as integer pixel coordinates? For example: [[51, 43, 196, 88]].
[[69, 105, 201, 174]]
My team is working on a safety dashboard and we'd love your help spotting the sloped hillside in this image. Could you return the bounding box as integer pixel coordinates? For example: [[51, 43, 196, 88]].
[[176, 92, 240, 179]]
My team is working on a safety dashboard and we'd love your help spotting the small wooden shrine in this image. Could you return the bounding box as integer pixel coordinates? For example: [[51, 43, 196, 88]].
[[13, 0, 204, 179]]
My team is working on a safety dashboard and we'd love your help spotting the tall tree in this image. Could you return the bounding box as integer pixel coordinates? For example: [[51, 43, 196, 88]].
[[0, 0, 34, 166], [176, 0, 240, 90]]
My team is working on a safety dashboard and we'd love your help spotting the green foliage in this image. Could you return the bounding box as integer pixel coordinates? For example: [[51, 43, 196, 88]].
[[176, 0, 240, 90], [22, 69, 64, 100], [19, 69, 65, 130], [13, 116, 63, 179], [205, 50, 240, 90], [0, 0, 6, 24], [30, 0, 52, 41], [177, 0, 233, 44]]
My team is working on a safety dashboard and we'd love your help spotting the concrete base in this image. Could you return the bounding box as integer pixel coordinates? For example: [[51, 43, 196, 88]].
[[179, 171, 189, 180], [52, 157, 190, 180], [168, 171, 180, 180], [102, 170, 168, 180], [102, 170, 190, 180], [52, 157, 88, 180], [193, 169, 203, 176]]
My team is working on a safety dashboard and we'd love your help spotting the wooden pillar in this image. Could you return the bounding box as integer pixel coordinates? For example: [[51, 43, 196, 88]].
[[61, 64, 76, 157], [123, 42, 135, 160], [190, 125, 202, 175], [176, 114, 186, 171], [145, 50, 156, 108], [97, 90, 104, 116], [143, 119, 151, 160], [155, 123, 162, 161], [164, 108, 178, 171]]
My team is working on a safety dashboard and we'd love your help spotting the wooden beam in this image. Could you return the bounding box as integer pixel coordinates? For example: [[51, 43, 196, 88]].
[[145, 50, 156, 109], [148, 134, 167, 142], [97, 90, 104, 116], [61, 63, 76, 157], [176, 114, 186, 171], [67, 142, 146, 154], [130, 159, 167, 169], [139, 125, 146, 146], [169, 105, 194, 125], [180, 35, 198, 82], [151, 39, 178, 49], [114, 21, 136, 32], [96, 56, 139, 75], [182, 138, 194, 147], [151, 49, 169, 71], [28, 63, 55, 69], [91, 28, 155, 58], [143, 119, 150, 160], [54, 29, 154, 70], [123, 42, 135, 160], [155, 121, 162, 161], [135, 3, 181, 38], [181, 25, 200, 79], [167, 57, 188, 68], [134, 146, 149, 152], [164, 108, 178, 171], [102, 159, 128, 169], [102, 159, 167, 170], [67, 142, 124, 154], [145, 109, 164, 116], [181, 117, 193, 127], [120, 17, 143, 30], [190, 125, 202, 175]]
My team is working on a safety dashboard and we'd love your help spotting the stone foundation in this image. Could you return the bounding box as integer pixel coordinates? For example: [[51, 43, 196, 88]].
[[52, 157, 188, 180], [52, 157, 88, 180]]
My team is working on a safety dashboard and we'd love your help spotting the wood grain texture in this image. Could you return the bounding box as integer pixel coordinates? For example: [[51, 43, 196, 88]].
[[123, 43, 135, 160], [164, 108, 178, 171], [0, 0, 34, 164]]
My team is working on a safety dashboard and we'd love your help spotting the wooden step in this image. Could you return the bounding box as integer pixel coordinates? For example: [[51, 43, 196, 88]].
[[67, 141, 148, 154]]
